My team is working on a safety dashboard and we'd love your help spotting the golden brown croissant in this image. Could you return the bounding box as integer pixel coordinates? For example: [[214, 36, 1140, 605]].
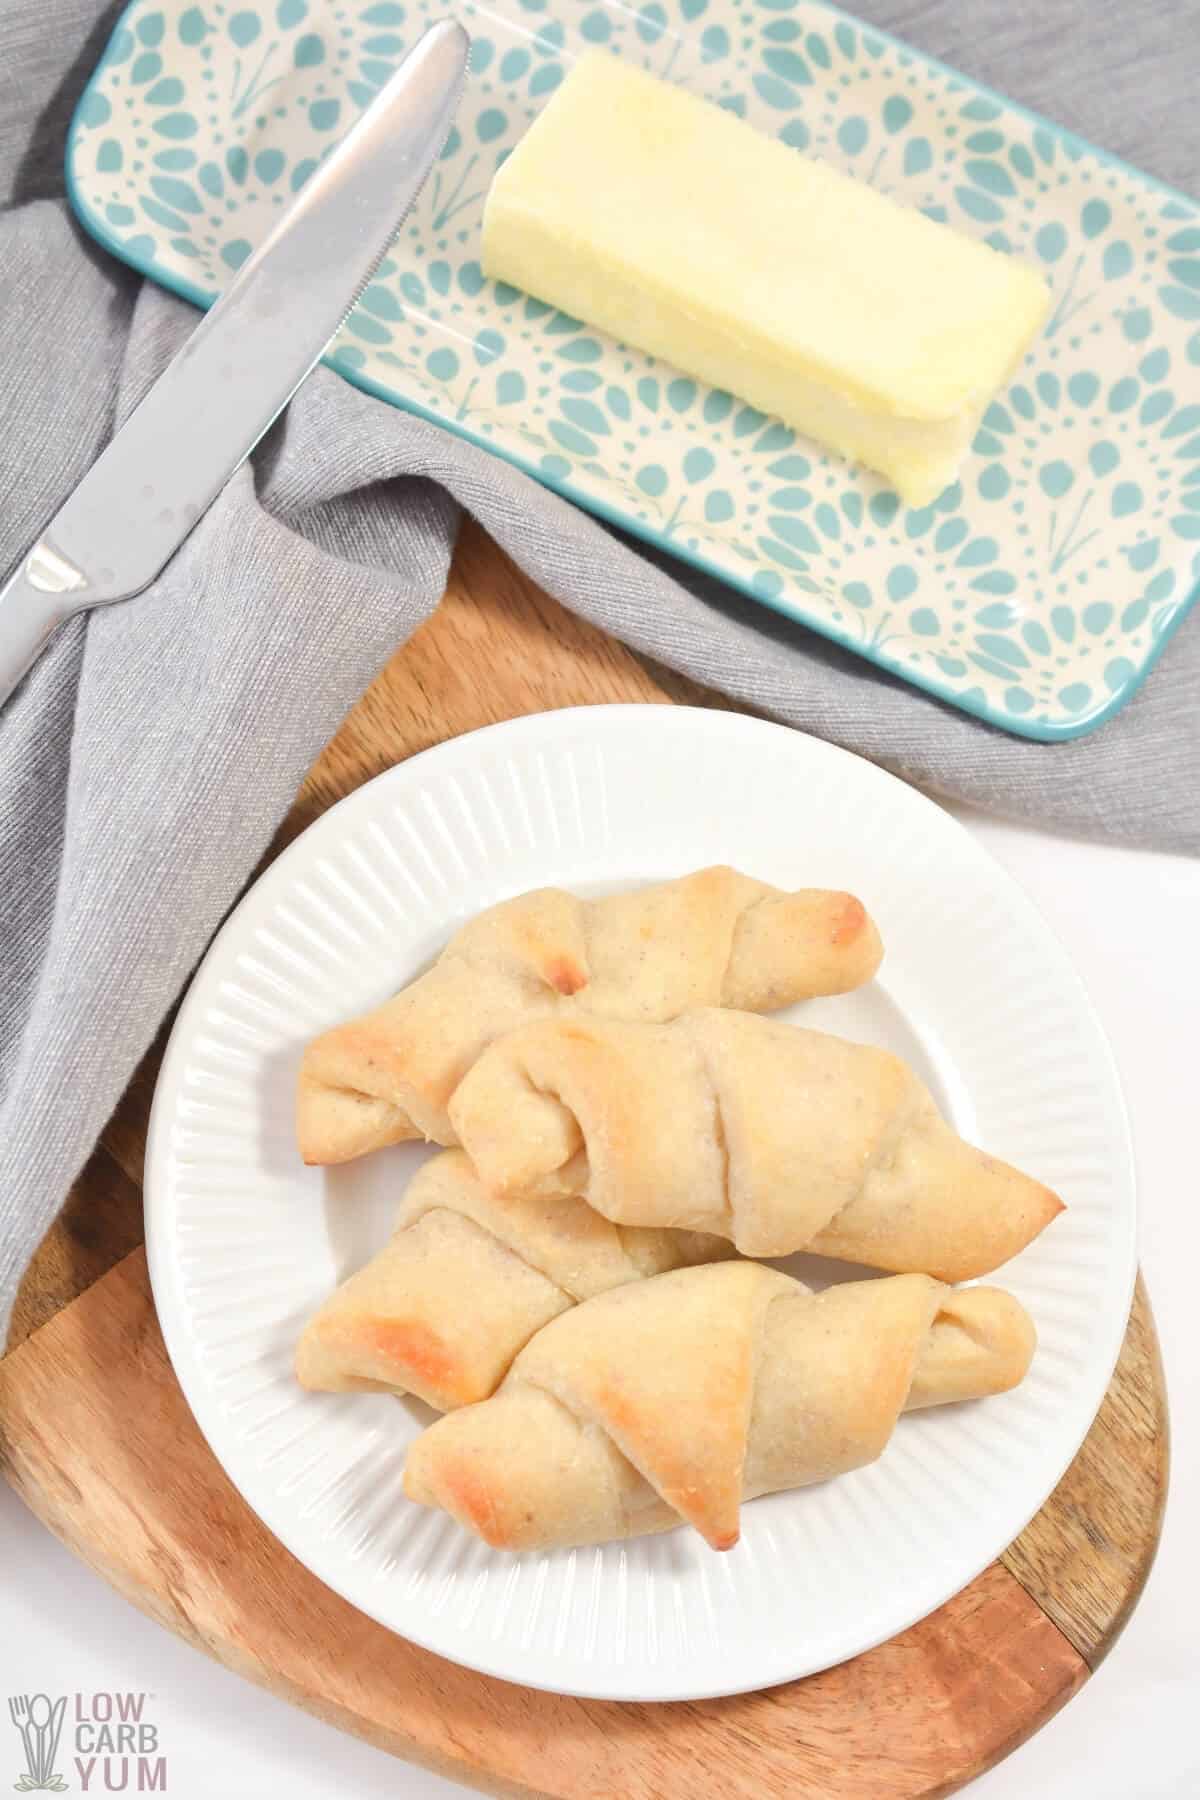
[[296, 867, 882, 1164], [403, 1264, 1036, 1551], [295, 1150, 734, 1410], [449, 1009, 1063, 1280]]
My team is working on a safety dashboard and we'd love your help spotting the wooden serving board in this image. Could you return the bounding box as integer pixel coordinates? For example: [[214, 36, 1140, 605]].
[[0, 521, 1168, 1799]]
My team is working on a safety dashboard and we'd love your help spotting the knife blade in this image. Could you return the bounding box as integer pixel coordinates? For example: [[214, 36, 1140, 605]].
[[0, 17, 469, 708]]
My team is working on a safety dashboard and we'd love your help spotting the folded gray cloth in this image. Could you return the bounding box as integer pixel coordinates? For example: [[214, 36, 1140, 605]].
[[1, 0, 1197, 1344]]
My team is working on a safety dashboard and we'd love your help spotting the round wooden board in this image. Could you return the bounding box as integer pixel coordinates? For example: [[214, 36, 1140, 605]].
[[0, 523, 1169, 1800]]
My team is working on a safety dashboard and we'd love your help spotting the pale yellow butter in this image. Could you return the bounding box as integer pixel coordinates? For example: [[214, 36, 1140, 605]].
[[482, 53, 1050, 506]]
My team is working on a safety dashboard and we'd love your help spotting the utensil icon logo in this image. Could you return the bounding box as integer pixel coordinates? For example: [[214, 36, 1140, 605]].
[[7, 1695, 68, 1792]]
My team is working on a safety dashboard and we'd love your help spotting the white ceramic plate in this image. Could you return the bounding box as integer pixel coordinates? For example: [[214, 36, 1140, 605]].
[[146, 706, 1136, 1701]]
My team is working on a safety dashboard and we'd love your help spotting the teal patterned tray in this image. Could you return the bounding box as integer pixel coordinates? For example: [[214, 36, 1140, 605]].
[[68, 0, 1200, 739]]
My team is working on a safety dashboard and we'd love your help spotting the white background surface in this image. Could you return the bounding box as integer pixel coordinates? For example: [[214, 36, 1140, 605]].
[[1, 798, 1196, 1798]]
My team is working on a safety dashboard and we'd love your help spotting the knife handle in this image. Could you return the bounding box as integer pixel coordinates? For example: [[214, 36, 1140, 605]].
[[0, 541, 88, 708]]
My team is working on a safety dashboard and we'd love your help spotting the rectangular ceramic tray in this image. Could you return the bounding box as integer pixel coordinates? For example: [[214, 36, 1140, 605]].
[[68, 0, 1200, 739]]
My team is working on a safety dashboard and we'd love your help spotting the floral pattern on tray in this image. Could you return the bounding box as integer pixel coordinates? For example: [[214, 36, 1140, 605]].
[[68, 0, 1200, 737]]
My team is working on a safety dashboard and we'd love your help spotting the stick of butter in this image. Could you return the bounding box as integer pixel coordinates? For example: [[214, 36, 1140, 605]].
[[482, 53, 1050, 506]]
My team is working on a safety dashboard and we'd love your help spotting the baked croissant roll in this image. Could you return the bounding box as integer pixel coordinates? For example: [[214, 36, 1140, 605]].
[[295, 1150, 734, 1411], [450, 1010, 1063, 1279], [403, 1264, 1036, 1551], [296, 867, 882, 1164]]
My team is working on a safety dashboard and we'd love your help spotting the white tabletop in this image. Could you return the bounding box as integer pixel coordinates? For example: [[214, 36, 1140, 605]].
[[1, 803, 1195, 1799]]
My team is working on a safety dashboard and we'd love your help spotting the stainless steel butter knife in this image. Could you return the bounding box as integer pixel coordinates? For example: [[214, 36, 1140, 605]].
[[0, 18, 469, 709]]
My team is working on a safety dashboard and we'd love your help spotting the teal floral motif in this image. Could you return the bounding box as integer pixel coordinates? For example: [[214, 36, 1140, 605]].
[[68, 0, 1200, 739]]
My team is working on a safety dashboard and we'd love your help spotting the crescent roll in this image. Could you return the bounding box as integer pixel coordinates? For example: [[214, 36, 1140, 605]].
[[295, 1150, 735, 1411], [449, 1010, 1063, 1279], [296, 867, 882, 1164], [403, 1263, 1036, 1551]]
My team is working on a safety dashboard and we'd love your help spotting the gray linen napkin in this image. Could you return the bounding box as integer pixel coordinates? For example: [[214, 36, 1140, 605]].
[[1, 0, 1198, 1343]]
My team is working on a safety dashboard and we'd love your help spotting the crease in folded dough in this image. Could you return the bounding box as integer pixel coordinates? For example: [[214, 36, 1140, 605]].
[[449, 1009, 1063, 1279], [297, 866, 883, 1164], [295, 1149, 736, 1410], [403, 1264, 1037, 1551]]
